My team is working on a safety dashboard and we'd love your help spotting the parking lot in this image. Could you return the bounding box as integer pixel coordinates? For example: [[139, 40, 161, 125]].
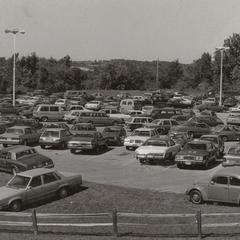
[[33, 112, 232, 194]]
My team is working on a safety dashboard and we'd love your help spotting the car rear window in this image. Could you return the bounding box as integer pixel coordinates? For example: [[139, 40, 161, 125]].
[[184, 143, 206, 151]]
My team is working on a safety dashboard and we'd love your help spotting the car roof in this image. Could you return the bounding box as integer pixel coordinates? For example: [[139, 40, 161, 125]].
[[188, 140, 211, 144], [2, 145, 32, 153], [18, 168, 55, 178], [200, 134, 219, 138], [214, 166, 240, 178], [8, 126, 31, 129], [135, 128, 153, 131]]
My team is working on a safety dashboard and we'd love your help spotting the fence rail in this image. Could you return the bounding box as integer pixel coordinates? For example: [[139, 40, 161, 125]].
[[0, 209, 240, 238]]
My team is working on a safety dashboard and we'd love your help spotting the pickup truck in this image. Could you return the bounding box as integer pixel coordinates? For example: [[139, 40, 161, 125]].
[[67, 131, 108, 154]]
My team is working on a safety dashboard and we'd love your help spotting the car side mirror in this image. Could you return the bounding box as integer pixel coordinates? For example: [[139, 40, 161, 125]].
[[210, 181, 215, 185]]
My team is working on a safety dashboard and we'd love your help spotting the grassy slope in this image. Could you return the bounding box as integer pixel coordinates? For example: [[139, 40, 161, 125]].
[[0, 173, 240, 239]]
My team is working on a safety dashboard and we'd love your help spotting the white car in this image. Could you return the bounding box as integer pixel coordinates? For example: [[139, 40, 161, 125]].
[[64, 110, 84, 124], [135, 136, 181, 164], [55, 99, 69, 105], [124, 127, 159, 150], [230, 104, 240, 112], [85, 101, 102, 111]]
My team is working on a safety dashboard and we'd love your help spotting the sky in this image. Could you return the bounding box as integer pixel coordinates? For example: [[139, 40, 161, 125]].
[[0, 0, 240, 63]]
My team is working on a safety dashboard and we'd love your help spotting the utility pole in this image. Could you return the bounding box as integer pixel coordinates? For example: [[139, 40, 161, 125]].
[[156, 58, 159, 89]]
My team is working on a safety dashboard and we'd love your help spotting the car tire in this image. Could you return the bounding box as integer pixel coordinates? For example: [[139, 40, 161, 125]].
[[40, 145, 46, 149], [60, 142, 66, 150], [11, 166, 19, 175], [189, 190, 203, 204], [3, 144, 7, 148], [9, 200, 22, 212], [205, 161, 209, 169], [70, 149, 76, 154], [177, 162, 184, 169], [58, 187, 69, 199], [126, 146, 131, 150], [41, 117, 48, 122]]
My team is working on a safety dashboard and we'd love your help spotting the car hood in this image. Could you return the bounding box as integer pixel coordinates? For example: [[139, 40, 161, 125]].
[[177, 149, 208, 156], [136, 146, 169, 154], [69, 137, 93, 142], [1, 133, 22, 138], [19, 154, 52, 166], [225, 154, 240, 160], [125, 136, 150, 141], [0, 186, 23, 200]]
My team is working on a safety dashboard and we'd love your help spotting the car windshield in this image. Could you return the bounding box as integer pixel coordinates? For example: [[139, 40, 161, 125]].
[[228, 146, 240, 156], [201, 137, 217, 144], [132, 130, 150, 137], [6, 128, 24, 134], [16, 149, 37, 159], [75, 133, 94, 138], [144, 140, 167, 146], [7, 175, 31, 189], [184, 143, 207, 151], [42, 131, 59, 137], [152, 120, 160, 124]]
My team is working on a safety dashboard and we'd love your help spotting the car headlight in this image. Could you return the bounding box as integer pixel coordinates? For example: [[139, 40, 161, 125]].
[[196, 156, 203, 161]]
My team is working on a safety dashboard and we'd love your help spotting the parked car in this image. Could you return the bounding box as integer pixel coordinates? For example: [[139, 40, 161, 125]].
[[211, 125, 240, 142], [0, 126, 40, 147], [40, 122, 69, 133], [188, 115, 224, 127], [124, 127, 159, 150], [229, 104, 240, 112], [85, 101, 103, 111], [55, 98, 70, 106], [39, 128, 72, 149], [144, 119, 179, 135], [128, 110, 145, 116], [151, 108, 183, 120], [169, 121, 211, 139], [0, 116, 16, 128], [135, 136, 181, 165], [0, 168, 82, 211], [64, 110, 85, 124], [142, 105, 154, 115], [196, 104, 226, 113], [102, 126, 127, 146], [33, 104, 67, 122], [125, 116, 152, 131], [222, 143, 240, 166], [201, 98, 217, 105], [69, 123, 96, 135], [223, 97, 238, 107], [200, 134, 224, 158], [226, 114, 240, 126], [0, 145, 54, 175], [15, 118, 43, 131], [186, 166, 240, 205], [67, 131, 108, 154], [77, 111, 124, 126], [175, 139, 217, 169]]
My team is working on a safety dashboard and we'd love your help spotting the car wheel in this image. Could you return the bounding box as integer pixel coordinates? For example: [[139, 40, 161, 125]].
[[189, 190, 203, 204], [222, 136, 228, 142], [11, 166, 19, 175], [205, 161, 209, 169], [112, 121, 117, 125], [70, 149, 76, 154], [88, 121, 93, 124], [58, 187, 69, 198], [3, 144, 7, 148], [41, 117, 48, 122], [126, 146, 131, 150], [40, 145, 46, 149], [60, 142, 66, 149], [9, 200, 22, 212], [177, 162, 184, 169]]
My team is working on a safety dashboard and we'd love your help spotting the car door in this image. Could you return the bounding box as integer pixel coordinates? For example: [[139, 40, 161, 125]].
[[26, 175, 44, 203], [208, 176, 229, 202], [42, 172, 61, 198], [229, 176, 240, 203]]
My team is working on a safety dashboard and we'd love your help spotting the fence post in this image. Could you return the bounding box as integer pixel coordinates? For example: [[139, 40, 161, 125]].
[[196, 210, 202, 239], [112, 208, 118, 237], [32, 209, 38, 235]]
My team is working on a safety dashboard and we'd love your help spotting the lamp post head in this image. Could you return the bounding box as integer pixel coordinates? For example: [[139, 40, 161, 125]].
[[4, 28, 25, 34], [215, 46, 230, 51]]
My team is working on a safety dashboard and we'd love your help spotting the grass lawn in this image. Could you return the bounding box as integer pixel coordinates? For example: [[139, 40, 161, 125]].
[[0, 172, 240, 239]]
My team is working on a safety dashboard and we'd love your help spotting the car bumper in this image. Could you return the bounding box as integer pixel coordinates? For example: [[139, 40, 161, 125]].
[[39, 141, 62, 147], [68, 145, 94, 150], [175, 160, 206, 166], [124, 142, 143, 148], [0, 140, 21, 145]]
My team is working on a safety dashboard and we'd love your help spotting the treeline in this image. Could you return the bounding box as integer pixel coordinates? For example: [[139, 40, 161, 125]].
[[1, 33, 240, 95]]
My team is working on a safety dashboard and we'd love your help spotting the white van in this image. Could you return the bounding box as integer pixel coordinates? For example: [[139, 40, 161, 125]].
[[119, 99, 142, 114]]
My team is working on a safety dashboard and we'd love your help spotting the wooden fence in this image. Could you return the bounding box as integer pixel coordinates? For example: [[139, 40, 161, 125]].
[[1, 209, 240, 238]]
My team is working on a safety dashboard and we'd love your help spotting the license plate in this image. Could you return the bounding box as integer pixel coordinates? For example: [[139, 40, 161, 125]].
[[185, 161, 191, 165]]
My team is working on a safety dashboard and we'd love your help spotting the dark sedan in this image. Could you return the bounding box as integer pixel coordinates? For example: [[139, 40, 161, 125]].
[[102, 126, 127, 146], [211, 125, 240, 142]]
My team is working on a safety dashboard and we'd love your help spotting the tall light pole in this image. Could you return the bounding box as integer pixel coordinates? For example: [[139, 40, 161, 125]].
[[5, 28, 25, 107], [215, 46, 229, 106]]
